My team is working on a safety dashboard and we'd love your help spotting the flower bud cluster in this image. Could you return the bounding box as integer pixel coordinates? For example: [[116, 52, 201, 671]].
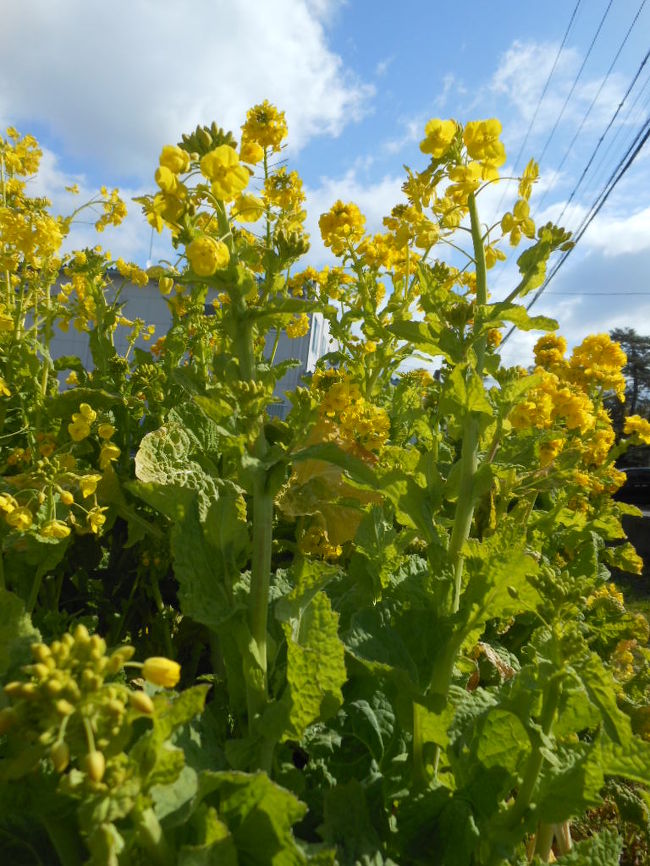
[[0, 625, 178, 788]]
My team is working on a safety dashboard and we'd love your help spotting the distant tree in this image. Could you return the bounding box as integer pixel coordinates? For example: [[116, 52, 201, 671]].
[[610, 328, 650, 420], [610, 328, 650, 417]]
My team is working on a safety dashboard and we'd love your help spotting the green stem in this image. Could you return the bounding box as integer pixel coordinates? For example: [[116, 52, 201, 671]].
[[507, 674, 562, 830], [231, 289, 274, 738], [534, 823, 555, 862], [41, 815, 86, 866], [134, 808, 174, 866], [446, 193, 488, 615], [247, 479, 273, 725], [412, 701, 426, 790]]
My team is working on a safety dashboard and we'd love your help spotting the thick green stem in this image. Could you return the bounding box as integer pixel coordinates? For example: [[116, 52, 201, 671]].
[[247, 480, 273, 724], [41, 815, 86, 866], [448, 417, 479, 613], [134, 808, 174, 866], [507, 675, 562, 830], [231, 292, 274, 735], [447, 193, 488, 614], [412, 701, 427, 790]]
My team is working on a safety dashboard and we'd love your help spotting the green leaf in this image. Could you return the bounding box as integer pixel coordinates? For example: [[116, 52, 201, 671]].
[[386, 320, 447, 359], [200, 771, 308, 866], [553, 829, 623, 866], [134, 423, 220, 521], [484, 302, 558, 333], [291, 443, 378, 489], [535, 741, 605, 823], [601, 735, 650, 785], [574, 654, 630, 745], [441, 365, 493, 419], [475, 709, 530, 774], [322, 780, 382, 866], [283, 590, 347, 739], [0, 588, 40, 680]]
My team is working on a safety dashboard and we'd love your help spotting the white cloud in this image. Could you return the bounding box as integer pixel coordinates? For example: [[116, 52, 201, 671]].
[[1, 0, 372, 180]]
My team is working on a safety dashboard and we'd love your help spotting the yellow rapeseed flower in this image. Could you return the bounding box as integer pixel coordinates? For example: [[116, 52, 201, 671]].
[[419, 119, 456, 158], [41, 520, 71, 539], [463, 119, 506, 168], [142, 656, 181, 688], [159, 144, 190, 174], [186, 236, 230, 277], [80, 474, 102, 498], [233, 193, 265, 223], [99, 443, 121, 470], [200, 146, 249, 201]]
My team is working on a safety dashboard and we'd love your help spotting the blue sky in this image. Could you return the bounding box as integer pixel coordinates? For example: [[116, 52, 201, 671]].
[[2, 0, 649, 365]]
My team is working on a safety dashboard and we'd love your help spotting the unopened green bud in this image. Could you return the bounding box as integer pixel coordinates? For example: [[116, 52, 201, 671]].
[[73, 624, 90, 644], [3, 681, 24, 698], [84, 750, 105, 783], [31, 643, 51, 663], [0, 707, 16, 734], [56, 699, 75, 716], [50, 740, 70, 772], [129, 691, 155, 715]]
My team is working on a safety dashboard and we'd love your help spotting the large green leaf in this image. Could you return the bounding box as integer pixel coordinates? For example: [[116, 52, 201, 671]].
[[0, 588, 40, 681], [282, 590, 347, 739], [554, 829, 623, 866], [135, 422, 220, 520]]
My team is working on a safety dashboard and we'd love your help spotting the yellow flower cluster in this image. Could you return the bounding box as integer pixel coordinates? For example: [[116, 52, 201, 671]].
[[568, 333, 627, 399], [286, 312, 310, 339], [264, 167, 305, 212], [0, 207, 63, 273], [623, 414, 650, 444], [383, 205, 439, 250], [534, 334, 568, 373], [0, 626, 180, 786], [1, 127, 41, 176], [319, 201, 366, 256], [299, 524, 342, 561], [501, 199, 535, 246], [510, 369, 594, 434], [94, 187, 127, 232], [232, 193, 265, 223], [115, 258, 149, 287], [241, 100, 288, 152], [315, 372, 390, 451]]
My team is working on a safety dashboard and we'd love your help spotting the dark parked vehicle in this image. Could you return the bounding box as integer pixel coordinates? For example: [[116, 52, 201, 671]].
[[614, 466, 650, 505]]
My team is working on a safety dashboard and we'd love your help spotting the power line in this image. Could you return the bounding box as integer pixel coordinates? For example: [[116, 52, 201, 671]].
[[546, 290, 650, 295], [500, 113, 650, 344], [568, 114, 650, 243], [537, 0, 647, 217], [554, 46, 650, 224], [580, 67, 650, 205], [495, 0, 582, 215], [538, 0, 615, 166]]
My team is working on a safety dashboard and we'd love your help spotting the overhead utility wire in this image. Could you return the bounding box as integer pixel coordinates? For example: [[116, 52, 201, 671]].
[[537, 0, 647, 216], [578, 65, 650, 206], [495, 0, 582, 215], [554, 45, 650, 223], [531, 116, 650, 308], [500, 114, 650, 344], [537, 0, 615, 166]]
